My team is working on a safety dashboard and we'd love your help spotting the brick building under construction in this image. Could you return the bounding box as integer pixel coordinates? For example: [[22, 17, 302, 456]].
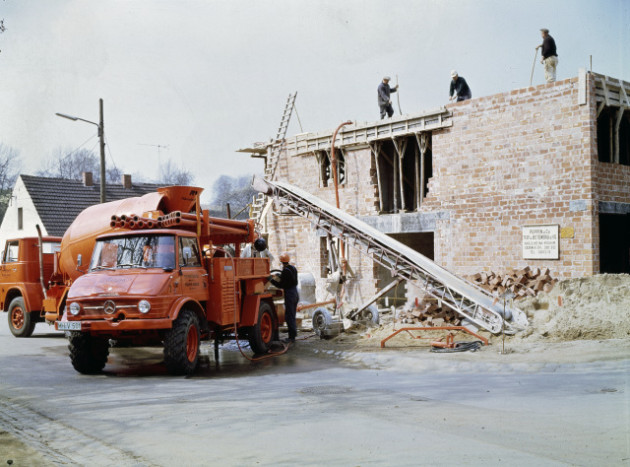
[[243, 71, 630, 305]]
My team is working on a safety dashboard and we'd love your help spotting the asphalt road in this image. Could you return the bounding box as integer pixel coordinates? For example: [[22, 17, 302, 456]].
[[0, 318, 628, 466]]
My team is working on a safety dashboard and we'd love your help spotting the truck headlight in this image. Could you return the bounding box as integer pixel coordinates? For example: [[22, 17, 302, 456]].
[[138, 300, 151, 314], [69, 302, 81, 316]]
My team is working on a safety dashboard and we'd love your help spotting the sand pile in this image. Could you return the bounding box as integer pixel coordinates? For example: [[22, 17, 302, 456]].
[[354, 274, 630, 347], [515, 274, 630, 341]]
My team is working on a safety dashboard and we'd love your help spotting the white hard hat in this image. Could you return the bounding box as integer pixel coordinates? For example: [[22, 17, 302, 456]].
[[383, 76, 391, 81], [451, 70, 458, 78]]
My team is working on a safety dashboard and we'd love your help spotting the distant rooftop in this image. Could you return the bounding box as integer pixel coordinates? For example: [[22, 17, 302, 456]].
[[21, 174, 162, 236]]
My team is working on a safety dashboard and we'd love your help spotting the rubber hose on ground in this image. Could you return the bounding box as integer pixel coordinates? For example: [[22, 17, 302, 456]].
[[430, 341, 483, 353]]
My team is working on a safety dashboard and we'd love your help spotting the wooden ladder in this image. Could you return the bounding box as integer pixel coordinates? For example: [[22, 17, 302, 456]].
[[250, 92, 297, 226]]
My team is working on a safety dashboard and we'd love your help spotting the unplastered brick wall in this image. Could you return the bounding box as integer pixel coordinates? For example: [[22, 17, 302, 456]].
[[423, 76, 597, 279], [266, 145, 381, 303]]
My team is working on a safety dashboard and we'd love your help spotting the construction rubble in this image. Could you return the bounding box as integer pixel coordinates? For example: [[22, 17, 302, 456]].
[[466, 266, 558, 298], [391, 267, 557, 327]]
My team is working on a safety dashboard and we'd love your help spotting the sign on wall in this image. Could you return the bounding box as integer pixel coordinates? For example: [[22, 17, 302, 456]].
[[522, 225, 559, 260]]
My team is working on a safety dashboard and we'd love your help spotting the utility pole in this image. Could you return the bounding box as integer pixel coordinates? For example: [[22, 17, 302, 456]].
[[56, 98, 107, 203], [99, 98, 106, 203]]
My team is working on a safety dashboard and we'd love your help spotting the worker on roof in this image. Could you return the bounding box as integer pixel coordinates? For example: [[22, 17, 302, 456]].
[[377, 76, 399, 119], [536, 28, 558, 83], [449, 70, 472, 102], [269, 253, 299, 344]]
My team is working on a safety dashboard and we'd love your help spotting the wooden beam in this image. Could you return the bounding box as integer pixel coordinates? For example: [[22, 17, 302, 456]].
[[415, 133, 430, 208], [369, 142, 385, 212], [414, 143, 421, 210], [393, 142, 399, 213], [614, 106, 624, 164], [392, 137, 408, 212]]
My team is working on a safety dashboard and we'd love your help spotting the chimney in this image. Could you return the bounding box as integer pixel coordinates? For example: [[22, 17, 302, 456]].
[[122, 174, 132, 189], [82, 172, 93, 187]]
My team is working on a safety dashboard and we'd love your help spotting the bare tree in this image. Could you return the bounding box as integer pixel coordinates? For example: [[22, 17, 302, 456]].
[[157, 160, 194, 186], [0, 144, 21, 222], [209, 174, 256, 219], [37, 147, 99, 180], [37, 147, 124, 184], [106, 165, 123, 184]]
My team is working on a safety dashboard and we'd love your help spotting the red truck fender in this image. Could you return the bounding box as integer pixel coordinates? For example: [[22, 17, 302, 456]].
[[240, 294, 278, 328], [3, 286, 30, 312], [169, 297, 206, 324]]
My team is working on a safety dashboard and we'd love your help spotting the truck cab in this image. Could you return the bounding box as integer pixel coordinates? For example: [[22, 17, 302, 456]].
[[61, 228, 281, 375], [0, 236, 62, 337]]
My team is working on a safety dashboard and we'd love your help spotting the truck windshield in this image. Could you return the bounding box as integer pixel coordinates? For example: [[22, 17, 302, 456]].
[[90, 235, 176, 271]]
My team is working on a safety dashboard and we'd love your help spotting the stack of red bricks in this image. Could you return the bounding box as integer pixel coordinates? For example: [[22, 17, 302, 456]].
[[397, 299, 461, 327], [467, 266, 557, 299]]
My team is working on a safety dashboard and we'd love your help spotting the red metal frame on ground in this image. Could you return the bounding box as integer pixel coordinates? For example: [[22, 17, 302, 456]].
[[380, 326, 489, 349]]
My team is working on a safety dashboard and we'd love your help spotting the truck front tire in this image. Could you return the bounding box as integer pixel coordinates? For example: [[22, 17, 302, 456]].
[[8, 297, 36, 338], [68, 332, 110, 374], [164, 309, 200, 376]]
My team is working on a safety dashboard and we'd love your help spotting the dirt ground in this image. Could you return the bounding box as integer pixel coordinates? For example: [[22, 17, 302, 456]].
[[0, 431, 50, 466], [320, 274, 630, 350]]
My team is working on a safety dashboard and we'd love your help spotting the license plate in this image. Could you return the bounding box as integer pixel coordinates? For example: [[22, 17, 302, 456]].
[[57, 321, 81, 331]]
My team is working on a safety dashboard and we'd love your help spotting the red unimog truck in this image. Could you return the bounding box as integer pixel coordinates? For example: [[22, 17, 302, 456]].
[[56, 186, 283, 375], [0, 234, 62, 336]]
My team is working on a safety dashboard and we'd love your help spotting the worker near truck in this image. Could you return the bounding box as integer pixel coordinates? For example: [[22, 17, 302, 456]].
[[449, 70, 472, 102], [269, 253, 299, 344], [536, 28, 558, 83], [378, 76, 399, 119]]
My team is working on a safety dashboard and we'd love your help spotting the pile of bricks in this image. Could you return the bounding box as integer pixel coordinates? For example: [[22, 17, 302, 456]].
[[467, 266, 557, 299], [397, 300, 461, 326]]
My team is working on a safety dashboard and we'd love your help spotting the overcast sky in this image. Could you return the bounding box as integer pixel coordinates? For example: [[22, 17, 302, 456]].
[[1, 0, 628, 202]]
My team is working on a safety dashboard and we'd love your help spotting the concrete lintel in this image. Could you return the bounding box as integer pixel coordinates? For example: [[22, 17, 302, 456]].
[[599, 201, 630, 215], [569, 200, 588, 212], [359, 211, 449, 233]]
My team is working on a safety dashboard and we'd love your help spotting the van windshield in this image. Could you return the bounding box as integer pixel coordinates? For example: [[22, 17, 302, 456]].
[[90, 235, 176, 271]]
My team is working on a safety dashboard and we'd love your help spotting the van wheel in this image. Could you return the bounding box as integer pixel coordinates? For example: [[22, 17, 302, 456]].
[[164, 309, 200, 375], [249, 302, 276, 354], [8, 297, 35, 337], [68, 332, 109, 374]]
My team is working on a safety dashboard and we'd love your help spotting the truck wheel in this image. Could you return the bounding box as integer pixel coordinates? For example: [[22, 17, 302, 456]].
[[68, 332, 109, 374], [361, 304, 380, 325], [164, 309, 200, 376], [312, 307, 333, 337], [248, 301, 276, 354], [8, 297, 36, 338]]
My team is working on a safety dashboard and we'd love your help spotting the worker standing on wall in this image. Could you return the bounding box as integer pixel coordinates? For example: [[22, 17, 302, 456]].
[[378, 76, 399, 119], [536, 28, 558, 83], [449, 70, 472, 102], [269, 253, 299, 344]]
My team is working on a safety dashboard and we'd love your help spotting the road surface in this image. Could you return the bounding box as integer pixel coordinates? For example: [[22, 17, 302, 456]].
[[0, 318, 628, 466]]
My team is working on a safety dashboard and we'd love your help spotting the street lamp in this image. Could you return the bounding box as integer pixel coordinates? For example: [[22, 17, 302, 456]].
[[55, 98, 106, 203]]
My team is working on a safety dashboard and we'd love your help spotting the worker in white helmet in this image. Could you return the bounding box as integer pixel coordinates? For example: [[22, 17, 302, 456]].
[[449, 70, 472, 102]]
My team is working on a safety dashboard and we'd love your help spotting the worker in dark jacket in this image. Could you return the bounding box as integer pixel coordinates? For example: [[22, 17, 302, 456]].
[[378, 76, 399, 119], [269, 253, 299, 343], [536, 28, 558, 83], [449, 70, 472, 102]]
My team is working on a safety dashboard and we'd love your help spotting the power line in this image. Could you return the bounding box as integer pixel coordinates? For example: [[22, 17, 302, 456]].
[[62, 134, 98, 159], [104, 135, 120, 175]]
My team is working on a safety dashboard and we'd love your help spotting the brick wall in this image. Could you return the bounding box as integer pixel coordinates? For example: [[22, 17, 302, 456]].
[[264, 73, 630, 304], [266, 145, 382, 302], [424, 76, 597, 279]]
